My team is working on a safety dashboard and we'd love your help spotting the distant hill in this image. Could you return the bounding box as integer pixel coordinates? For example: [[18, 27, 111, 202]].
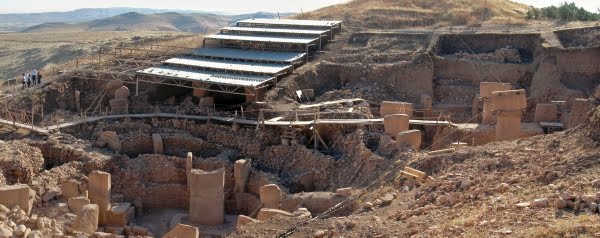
[[0, 7, 226, 32], [299, 0, 530, 29], [21, 11, 295, 33]]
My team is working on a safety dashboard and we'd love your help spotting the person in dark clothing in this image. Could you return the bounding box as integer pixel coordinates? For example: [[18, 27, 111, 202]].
[[37, 73, 42, 84], [21, 73, 26, 89]]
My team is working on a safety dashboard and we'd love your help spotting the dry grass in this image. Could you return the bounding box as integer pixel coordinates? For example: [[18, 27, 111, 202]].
[[297, 0, 530, 29]]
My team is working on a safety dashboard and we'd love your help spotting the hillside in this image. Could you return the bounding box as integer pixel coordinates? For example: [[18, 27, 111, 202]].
[[298, 0, 530, 29], [0, 7, 222, 32], [22, 12, 230, 33]]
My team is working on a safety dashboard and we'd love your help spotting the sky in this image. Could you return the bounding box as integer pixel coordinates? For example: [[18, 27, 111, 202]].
[[0, 0, 598, 14]]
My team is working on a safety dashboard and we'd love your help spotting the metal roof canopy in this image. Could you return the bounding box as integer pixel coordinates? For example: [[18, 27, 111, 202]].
[[137, 66, 274, 87], [190, 48, 306, 64], [237, 18, 342, 28], [164, 57, 292, 75], [221, 26, 330, 36], [204, 34, 319, 44]]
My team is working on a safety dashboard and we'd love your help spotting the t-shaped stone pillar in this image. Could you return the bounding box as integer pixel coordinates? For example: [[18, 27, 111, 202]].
[[186, 152, 193, 191], [491, 89, 526, 141], [189, 168, 225, 225], [383, 114, 409, 138], [234, 159, 251, 193], [380, 101, 414, 117], [88, 171, 111, 225], [259, 184, 282, 209], [151, 133, 163, 154], [480, 82, 512, 124]]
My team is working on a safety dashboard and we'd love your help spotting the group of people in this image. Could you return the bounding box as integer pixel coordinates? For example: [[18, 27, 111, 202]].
[[22, 69, 42, 89]]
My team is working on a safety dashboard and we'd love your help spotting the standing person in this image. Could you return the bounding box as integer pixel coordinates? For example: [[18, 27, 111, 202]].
[[37, 73, 42, 85], [21, 73, 26, 89], [31, 68, 38, 86], [26, 73, 31, 88]]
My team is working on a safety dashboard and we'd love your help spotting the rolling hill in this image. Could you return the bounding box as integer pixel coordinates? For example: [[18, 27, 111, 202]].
[[298, 0, 530, 29], [21, 11, 294, 33]]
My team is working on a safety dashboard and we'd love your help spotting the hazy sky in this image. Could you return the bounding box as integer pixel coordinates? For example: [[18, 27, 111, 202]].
[[0, 0, 598, 14]]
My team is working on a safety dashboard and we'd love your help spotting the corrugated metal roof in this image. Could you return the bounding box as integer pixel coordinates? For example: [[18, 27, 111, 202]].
[[137, 67, 274, 87], [191, 48, 306, 63], [237, 18, 342, 27], [164, 57, 292, 75], [205, 34, 318, 44], [222, 26, 329, 35]]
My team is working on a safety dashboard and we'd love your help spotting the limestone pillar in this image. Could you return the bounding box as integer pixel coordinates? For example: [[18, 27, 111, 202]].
[[491, 89, 526, 141], [234, 159, 251, 193], [383, 114, 409, 137], [110, 86, 130, 114], [0, 184, 33, 215], [396, 129, 422, 150], [259, 184, 282, 209], [420, 94, 432, 110], [152, 133, 163, 154], [192, 82, 207, 99], [75, 91, 81, 112], [189, 168, 225, 225], [186, 152, 193, 191], [534, 103, 558, 123], [380, 101, 414, 117], [480, 82, 511, 124], [88, 171, 111, 225]]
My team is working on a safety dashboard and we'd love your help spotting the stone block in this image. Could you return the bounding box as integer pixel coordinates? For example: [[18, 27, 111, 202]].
[[61, 180, 81, 198], [199, 97, 214, 107], [107, 202, 133, 226], [236, 215, 259, 228], [566, 98, 596, 129], [491, 89, 527, 111], [420, 94, 432, 110], [256, 208, 293, 221], [259, 184, 282, 209], [106, 80, 124, 98], [189, 168, 224, 225], [162, 224, 199, 238], [88, 171, 111, 225], [186, 152, 193, 191], [68, 196, 90, 214], [534, 103, 558, 123], [297, 171, 315, 192], [396, 129, 422, 149], [152, 133, 163, 154], [336, 187, 352, 197], [114, 86, 130, 100], [383, 114, 409, 137], [0, 184, 33, 215], [109, 99, 129, 114], [480, 82, 511, 98], [71, 204, 99, 235], [380, 101, 414, 117], [234, 159, 252, 193]]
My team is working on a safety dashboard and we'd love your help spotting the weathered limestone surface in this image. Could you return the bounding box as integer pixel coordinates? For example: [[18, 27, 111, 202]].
[[107, 202, 134, 226], [259, 184, 282, 209], [383, 114, 409, 137], [534, 103, 558, 122], [71, 204, 99, 235], [492, 89, 527, 141], [0, 184, 33, 215], [566, 98, 596, 129], [480, 82, 512, 124], [236, 215, 259, 228], [396, 129, 422, 149], [152, 133, 164, 154], [380, 101, 414, 117], [189, 168, 225, 225], [61, 179, 81, 198], [256, 208, 293, 221], [234, 159, 251, 193], [162, 224, 199, 238], [68, 196, 90, 214], [88, 171, 111, 225]]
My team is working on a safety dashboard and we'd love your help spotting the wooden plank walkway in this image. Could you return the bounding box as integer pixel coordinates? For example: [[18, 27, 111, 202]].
[[0, 113, 454, 134], [298, 98, 365, 109]]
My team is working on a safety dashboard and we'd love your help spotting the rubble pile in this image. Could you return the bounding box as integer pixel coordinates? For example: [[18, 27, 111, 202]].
[[454, 46, 522, 63]]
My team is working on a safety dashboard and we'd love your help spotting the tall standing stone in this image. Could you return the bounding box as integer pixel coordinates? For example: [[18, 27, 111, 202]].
[[71, 204, 99, 235], [0, 184, 33, 215], [480, 82, 512, 124], [383, 114, 409, 137], [492, 89, 526, 141], [234, 159, 251, 193], [88, 171, 111, 225], [189, 168, 225, 225]]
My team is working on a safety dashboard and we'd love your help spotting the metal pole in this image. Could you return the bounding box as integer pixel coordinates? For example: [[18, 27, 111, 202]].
[[135, 78, 139, 96]]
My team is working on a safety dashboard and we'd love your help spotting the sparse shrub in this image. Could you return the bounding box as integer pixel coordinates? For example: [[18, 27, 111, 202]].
[[527, 2, 600, 21]]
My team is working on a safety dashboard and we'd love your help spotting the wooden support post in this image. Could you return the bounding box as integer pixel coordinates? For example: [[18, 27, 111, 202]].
[[135, 78, 139, 96]]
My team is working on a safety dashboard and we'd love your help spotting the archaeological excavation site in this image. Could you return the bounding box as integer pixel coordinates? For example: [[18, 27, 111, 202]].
[[1, 3, 600, 238]]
